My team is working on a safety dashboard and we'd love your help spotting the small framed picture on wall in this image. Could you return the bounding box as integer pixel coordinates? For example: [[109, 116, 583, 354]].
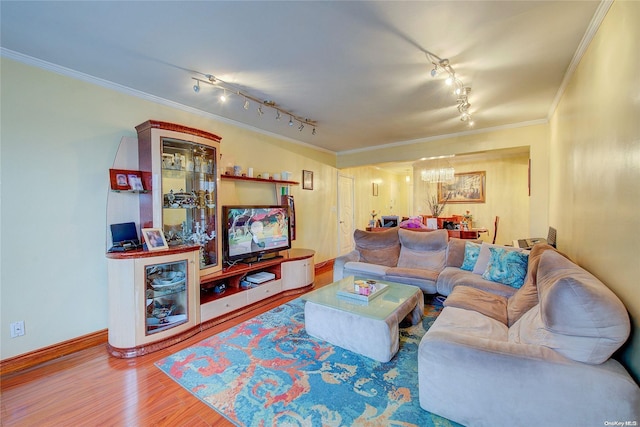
[[302, 170, 314, 190]]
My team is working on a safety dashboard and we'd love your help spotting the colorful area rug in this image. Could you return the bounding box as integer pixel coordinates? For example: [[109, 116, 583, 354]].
[[155, 297, 460, 427]]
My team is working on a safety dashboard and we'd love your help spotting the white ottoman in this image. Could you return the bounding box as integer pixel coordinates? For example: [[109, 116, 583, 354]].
[[304, 279, 423, 362]]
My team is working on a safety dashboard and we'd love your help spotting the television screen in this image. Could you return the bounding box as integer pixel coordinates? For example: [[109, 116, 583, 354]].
[[223, 205, 291, 263]]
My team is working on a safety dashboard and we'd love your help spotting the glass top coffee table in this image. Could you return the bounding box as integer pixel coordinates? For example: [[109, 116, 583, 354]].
[[302, 276, 423, 362]]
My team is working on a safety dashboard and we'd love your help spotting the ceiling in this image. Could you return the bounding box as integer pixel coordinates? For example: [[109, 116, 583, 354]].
[[1, 1, 601, 157]]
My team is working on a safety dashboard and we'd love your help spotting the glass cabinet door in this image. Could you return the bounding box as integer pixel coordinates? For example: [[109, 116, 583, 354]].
[[145, 259, 188, 335], [161, 137, 218, 269]]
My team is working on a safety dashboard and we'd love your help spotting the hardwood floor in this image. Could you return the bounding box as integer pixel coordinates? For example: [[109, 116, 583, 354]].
[[0, 270, 334, 427]]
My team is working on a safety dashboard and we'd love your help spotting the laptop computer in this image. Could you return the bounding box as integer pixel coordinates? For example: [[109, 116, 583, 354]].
[[515, 227, 556, 250], [109, 222, 142, 252]]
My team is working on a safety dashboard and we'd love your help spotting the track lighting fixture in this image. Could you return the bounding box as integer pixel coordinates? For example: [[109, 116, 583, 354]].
[[190, 74, 317, 136], [426, 51, 475, 125]]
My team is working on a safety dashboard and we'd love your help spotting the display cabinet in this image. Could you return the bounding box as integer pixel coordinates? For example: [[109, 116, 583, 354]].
[[136, 120, 222, 277], [145, 258, 189, 335], [107, 246, 200, 358]]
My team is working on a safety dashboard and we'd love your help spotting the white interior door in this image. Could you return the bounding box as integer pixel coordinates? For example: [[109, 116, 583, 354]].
[[337, 173, 355, 256]]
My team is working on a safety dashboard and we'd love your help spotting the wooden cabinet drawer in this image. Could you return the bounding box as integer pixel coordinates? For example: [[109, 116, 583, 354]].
[[200, 292, 247, 321], [246, 280, 282, 304]]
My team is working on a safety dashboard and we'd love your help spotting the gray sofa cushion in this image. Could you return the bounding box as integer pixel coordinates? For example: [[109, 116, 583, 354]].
[[507, 243, 559, 326], [397, 228, 448, 270], [444, 286, 508, 325], [472, 242, 524, 275], [353, 228, 400, 267], [436, 266, 519, 297], [446, 237, 481, 268], [510, 250, 631, 364], [343, 261, 389, 277]]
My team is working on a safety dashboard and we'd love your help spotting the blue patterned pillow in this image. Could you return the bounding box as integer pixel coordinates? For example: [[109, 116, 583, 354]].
[[481, 247, 529, 288], [460, 242, 482, 271]]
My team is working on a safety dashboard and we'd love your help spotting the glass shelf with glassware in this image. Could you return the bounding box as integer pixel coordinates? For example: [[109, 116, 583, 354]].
[[160, 137, 218, 270], [145, 258, 189, 335]]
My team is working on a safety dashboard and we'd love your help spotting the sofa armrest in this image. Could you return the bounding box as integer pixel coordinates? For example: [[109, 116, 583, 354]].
[[418, 330, 640, 427], [333, 250, 360, 281]]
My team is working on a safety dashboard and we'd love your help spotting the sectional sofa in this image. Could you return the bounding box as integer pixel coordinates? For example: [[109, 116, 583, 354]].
[[333, 227, 640, 426]]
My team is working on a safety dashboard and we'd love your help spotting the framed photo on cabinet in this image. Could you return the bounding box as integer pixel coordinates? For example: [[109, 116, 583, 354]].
[[142, 228, 169, 251], [110, 168, 150, 192]]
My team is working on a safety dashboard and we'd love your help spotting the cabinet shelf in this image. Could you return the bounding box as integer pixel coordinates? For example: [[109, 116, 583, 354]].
[[221, 174, 299, 185], [111, 189, 150, 194], [162, 168, 215, 178]]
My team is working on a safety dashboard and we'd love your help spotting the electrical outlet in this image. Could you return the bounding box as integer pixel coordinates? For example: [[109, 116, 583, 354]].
[[10, 321, 25, 338]]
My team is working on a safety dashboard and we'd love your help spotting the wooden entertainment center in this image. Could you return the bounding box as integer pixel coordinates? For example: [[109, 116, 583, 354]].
[[107, 246, 314, 358], [106, 121, 314, 358], [200, 248, 314, 327]]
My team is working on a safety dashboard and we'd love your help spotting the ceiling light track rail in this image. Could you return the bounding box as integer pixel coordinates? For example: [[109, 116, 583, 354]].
[[192, 74, 317, 135], [425, 50, 474, 126]]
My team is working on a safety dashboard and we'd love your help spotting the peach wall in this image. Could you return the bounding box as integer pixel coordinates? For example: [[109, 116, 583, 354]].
[[549, 0, 640, 380], [0, 58, 338, 360]]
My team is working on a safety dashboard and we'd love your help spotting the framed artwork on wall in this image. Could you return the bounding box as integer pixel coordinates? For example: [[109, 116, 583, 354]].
[[438, 171, 486, 203], [302, 170, 314, 190], [281, 195, 296, 240]]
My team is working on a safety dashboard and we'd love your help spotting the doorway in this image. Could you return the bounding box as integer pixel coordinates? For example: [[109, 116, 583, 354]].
[[337, 173, 355, 256]]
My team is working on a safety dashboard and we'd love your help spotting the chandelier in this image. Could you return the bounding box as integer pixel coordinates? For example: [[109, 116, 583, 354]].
[[420, 157, 455, 183], [425, 50, 474, 126]]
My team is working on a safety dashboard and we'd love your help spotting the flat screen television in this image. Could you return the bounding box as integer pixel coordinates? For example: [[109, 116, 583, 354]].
[[222, 205, 292, 264]]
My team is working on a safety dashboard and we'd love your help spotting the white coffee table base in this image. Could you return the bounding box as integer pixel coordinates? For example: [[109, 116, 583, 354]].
[[304, 288, 423, 362]]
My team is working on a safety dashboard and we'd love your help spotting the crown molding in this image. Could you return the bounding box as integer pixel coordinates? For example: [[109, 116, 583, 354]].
[[547, 0, 613, 119], [338, 118, 548, 156], [0, 48, 332, 154]]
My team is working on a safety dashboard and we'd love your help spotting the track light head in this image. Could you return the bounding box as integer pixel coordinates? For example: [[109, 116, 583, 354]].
[[425, 52, 476, 127], [190, 72, 316, 134], [312, 127, 316, 136]]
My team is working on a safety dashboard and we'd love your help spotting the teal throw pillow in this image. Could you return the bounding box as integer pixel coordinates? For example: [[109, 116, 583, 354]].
[[460, 242, 482, 271], [481, 247, 529, 288]]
